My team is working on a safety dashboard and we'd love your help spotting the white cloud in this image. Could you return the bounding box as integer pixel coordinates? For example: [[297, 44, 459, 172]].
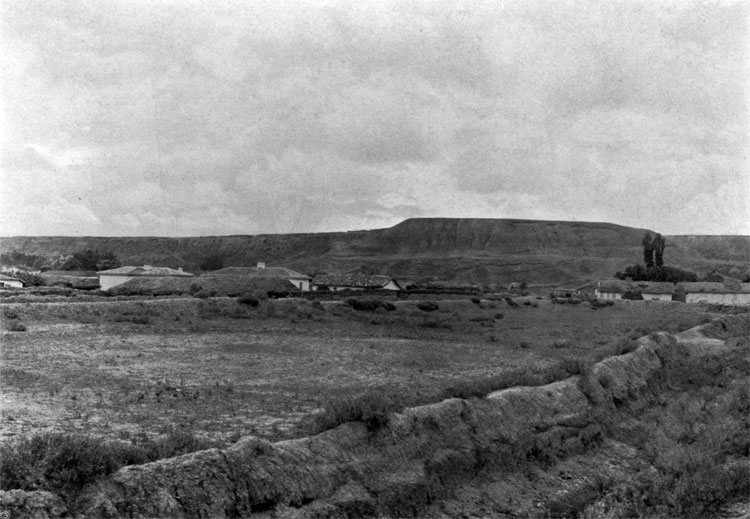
[[0, 0, 747, 236]]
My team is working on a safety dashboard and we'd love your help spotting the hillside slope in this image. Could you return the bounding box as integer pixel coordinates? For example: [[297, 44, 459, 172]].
[[1, 219, 748, 285]]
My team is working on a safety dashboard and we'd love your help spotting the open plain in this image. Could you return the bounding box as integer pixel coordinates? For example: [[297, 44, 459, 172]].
[[1, 293, 716, 443]]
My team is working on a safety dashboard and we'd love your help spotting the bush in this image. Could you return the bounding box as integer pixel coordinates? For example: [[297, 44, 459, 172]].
[[237, 295, 259, 307], [0, 429, 218, 505], [6, 321, 27, 332], [416, 301, 439, 312], [613, 337, 638, 355], [622, 289, 644, 300], [346, 298, 395, 312], [267, 290, 290, 299], [615, 265, 698, 283], [504, 297, 519, 308], [313, 390, 393, 432], [470, 297, 482, 305]]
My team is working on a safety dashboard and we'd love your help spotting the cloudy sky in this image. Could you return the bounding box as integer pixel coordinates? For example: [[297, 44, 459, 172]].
[[1, 0, 748, 236]]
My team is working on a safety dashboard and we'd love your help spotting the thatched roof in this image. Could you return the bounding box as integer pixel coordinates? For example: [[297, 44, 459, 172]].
[[313, 273, 401, 289], [202, 266, 310, 280], [597, 280, 676, 294], [99, 266, 193, 277], [677, 282, 750, 294]]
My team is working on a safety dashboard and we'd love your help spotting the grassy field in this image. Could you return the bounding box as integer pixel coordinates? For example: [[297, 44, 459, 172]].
[[0, 292, 718, 447]]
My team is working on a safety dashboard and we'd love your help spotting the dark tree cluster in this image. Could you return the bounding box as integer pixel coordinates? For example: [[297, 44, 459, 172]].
[[0, 250, 52, 270], [615, 265, 698, 283], [199, 254, 225, 272], [61, 249, 121, 271], [642, 231, 666, 267]]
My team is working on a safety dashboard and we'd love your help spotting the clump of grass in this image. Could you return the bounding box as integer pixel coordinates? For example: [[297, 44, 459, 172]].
[[0, 428, 219, 508], [237, 295, 259, 307], [416, 301, 439, 312], [612, 337, 638, 355], [313, 390, 394, 432], [6, 321, 27, 332], [3, 309, 20, 319], [347, 298, 395, 312]]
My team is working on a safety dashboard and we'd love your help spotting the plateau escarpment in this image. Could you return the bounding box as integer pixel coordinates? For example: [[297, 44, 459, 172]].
[[1, 218, 748, 285]]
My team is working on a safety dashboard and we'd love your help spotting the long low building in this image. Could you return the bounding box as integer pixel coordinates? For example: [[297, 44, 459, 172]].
[[202, 264, 312, 291], [0, 274, 23, 288], [677, 282, 750, 305], [596, 280, 676, 301], [596, 279, 750, 304], [98, 265, 193, 291], [312, 273, 402, 291]]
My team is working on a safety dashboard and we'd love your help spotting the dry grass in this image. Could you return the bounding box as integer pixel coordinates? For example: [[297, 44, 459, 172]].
[[0, 296, 717, 444]]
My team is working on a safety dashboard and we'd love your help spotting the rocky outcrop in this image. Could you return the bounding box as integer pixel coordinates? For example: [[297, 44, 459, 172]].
[[0, 490, 67, 519]]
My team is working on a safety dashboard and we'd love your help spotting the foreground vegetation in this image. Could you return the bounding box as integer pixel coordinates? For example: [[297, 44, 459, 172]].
[[1, 292, 745, 516]]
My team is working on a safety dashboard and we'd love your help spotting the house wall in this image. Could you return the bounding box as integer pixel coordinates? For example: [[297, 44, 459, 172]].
[[685, 293, 750, 305], [100, 275, 135, 291], [382, 280, 401, 291], [596, 290, 622, 300], [287, 279, 310, 292], [0, 280, 23, 288]]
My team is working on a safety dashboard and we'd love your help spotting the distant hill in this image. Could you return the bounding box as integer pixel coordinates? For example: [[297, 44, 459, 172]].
[[2, 218, 748, 286]]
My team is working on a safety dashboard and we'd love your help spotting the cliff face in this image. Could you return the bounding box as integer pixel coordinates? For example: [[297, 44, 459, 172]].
[[1, 218, 748, 285]]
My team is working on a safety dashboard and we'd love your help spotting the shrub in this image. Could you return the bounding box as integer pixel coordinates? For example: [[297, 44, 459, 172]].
[[504, 297, 519, 308], [237, 295, 259, 307], [470, 297, 482, 305], [416, 301, 439, 312], [0, 429, 218, 506], [194, 289, 213, 299], [613, 337, 638, 355], [622, 289, 644, 300], [347, 298, 395, 312], [313, 390, 393, 432], [6, 321, 27, 332], [267, 290, 290, 299], [615, 265, 698, 283], [3, 309, 19, 319]]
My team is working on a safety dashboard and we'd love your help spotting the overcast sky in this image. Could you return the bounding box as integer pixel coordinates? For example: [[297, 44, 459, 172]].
[[1, 0, 748, 236]]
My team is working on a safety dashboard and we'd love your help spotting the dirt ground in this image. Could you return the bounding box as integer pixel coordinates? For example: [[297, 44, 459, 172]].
[[0, 294, 717, 444]]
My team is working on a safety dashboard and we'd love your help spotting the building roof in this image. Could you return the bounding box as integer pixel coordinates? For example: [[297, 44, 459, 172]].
[[677, 282, 750, 294], [313, 273, 401, 289], [98, 265, 193, 277], [597, 280, 676, 294], [202, 266, 311, 280], [0, 273, 21, 282]]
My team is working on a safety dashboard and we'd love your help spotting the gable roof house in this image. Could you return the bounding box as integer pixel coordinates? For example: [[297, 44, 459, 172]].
[[312, 273, 403, 292], [677, 282, 750, 305], [596, 280, 676, 301], [202, 263, 312, 291], [98, 265, 193, 291], [0, 273, 23, 289]]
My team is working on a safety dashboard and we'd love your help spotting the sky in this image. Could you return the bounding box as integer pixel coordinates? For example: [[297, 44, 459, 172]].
[[1, 0, 748, 237]]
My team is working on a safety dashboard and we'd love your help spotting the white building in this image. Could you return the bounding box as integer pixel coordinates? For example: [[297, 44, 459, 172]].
[[678, 282, 750, 305], [0, 274, 23, 288], [98, 265, 193, 291], [202, 264, 312, 291], [312, 273, 403, 292], [596, 280, 676, 301]]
